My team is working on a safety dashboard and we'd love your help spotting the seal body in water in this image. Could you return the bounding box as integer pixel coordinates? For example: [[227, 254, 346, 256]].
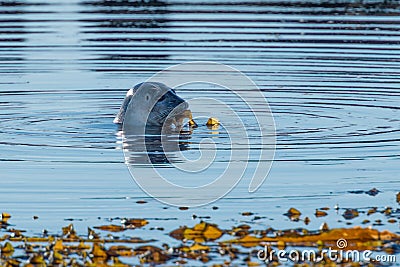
[[114, 82, 189, 129]]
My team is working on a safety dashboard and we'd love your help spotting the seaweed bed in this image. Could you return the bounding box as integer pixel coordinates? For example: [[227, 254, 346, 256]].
[[0, 191, 399, 266]]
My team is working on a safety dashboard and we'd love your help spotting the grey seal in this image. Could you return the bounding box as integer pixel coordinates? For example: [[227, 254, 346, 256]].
[[114, 82, 189, 129]]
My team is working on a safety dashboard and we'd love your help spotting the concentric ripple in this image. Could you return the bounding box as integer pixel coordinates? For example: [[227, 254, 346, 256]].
[[0, 0, 399, 228]]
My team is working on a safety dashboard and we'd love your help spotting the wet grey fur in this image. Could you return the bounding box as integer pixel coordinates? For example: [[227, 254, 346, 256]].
[[114, 82, 188, 128]]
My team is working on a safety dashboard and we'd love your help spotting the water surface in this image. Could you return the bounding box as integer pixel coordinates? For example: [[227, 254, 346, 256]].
[[1, 0, 400, 264]]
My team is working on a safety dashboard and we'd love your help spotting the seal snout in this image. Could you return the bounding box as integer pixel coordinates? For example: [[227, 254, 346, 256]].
[[168, 92, 188, 113]]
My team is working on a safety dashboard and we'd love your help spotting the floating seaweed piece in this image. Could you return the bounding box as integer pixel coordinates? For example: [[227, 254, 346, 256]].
[[1, 212, 11, 229], [1, 242, 14, 254], [285, 207, 301, 216], [121, 218, 148, 228], [88, 227, 100, 240], [342, 209, 359, 220], [315, 209, 328, 217], [94, 224, 126, 232], [188, 119, 198, 128], [169, 221, 223, 242], [4, 258, 20, 266], [348, 190, 364, 194], [284, 207, 301, 221], [348, 188, 380, 196], [1, 212, 11, 220], [180, 243, 210, 252], [366, 188, 380, 196], [134, 245, 169, 264], [319, 222, 329, 231], [53, 239, 64, 251], [62, 223, 79, 240], [206, 117, 220, 126], [29, 254, 46, 266], [383, 207, 392, 215], [91, 243, 107, 258], [367, 207, 378, 215], [229, 224, 251, 238], [107, 245, 134, 257]]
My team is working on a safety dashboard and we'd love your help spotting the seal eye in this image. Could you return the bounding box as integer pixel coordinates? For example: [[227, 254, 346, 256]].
[[145, 95, 150, 101]]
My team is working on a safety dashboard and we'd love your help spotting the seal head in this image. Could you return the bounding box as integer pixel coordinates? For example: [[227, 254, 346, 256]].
[[114, 82, 188, 128]]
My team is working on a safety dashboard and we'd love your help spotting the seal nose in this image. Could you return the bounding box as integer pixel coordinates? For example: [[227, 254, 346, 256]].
[[168, 91, 188, 110], [175, 96, 188, 110]]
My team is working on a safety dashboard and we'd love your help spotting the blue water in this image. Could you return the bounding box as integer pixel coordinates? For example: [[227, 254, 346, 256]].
[[1, 0, 400, 265]]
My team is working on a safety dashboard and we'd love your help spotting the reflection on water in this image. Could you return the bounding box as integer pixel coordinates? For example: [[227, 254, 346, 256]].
[[228, 0, 400, 15], [0, 0, 28, 65], [121, 132, 191, 165], [80, 0, 170, 64], [81, 0, 168, 14], [81, 0, 169, 30], [120, 116, 193, 165]]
